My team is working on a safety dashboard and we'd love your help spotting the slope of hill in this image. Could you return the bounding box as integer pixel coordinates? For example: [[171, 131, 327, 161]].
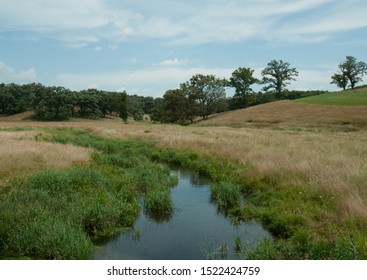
[[294, 86, 367, 106], [0, 111, 34, 121], [202, 99, 367, 128]]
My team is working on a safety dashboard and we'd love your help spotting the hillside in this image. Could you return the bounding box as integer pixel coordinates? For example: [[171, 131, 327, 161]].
[[294, 86, 367, 106], [202, 99, 367, 128]]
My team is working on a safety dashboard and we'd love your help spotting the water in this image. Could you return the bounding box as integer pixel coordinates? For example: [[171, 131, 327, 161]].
[[94, 169, 271, 260]]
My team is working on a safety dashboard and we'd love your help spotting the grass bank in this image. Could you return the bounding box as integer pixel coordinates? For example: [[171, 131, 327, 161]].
[[1, 125, 367, 259], [0, 128, 177, 259]]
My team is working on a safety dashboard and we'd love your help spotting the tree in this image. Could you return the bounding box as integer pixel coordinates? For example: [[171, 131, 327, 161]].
[[34, 86, 74, 120], [127, 95, 145, 121], [261, 60, 299, 100], [75, 89, 103, 118], [184, 74, 227, 120], [116, 91, 128, 122], [332, 56, 367, 90], [159, 89, 191, 123], [229, 67, 259, 109], [330, 73, 348, 91], [0, 86, 16, 114]]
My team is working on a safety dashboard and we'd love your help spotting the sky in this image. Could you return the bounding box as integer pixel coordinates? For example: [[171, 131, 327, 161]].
[[1, 0, 367, 97]]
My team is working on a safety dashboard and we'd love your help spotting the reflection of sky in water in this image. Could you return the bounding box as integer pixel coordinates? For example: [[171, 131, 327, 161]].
[[94, 169, 271, 260]]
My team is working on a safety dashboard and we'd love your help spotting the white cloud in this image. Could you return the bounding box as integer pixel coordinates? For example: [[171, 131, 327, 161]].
[[56, 64, 339, 96], [157, 58, 189, 67], [291, 69, 335, 91], [0, 60, 37, 83], [2, 0, 365, 46], [94, 46, 103, 52], [57, 66, 233, 96]]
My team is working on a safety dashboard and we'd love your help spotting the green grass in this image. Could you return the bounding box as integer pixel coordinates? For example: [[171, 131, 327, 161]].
[[294, 87, 367, 106], [0, 128, 178, 259], [211, 181, 241, 209], [2, 127, 367, 259]]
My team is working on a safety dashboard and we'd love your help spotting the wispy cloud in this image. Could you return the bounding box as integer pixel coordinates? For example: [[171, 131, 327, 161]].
[[0, 60, 37, 83], [157, 58, 189, 67], [57, 66, 233, 96], [56, 63, 337, 96], [2, 0, 366, 46]]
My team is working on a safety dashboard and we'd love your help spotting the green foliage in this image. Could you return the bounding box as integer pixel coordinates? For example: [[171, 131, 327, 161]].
[[331, 73, 348, 90], [0, 198, 93, 259], [261, 60, 299, 100], [158, 88, 194, 124], [2, 127, 367, 260], [211, 181, 241, 209], [75, 89, 103, 118], [127, 94, 152, 120], [0, 83, 30, 115], [116, 92, 128, 121], [183, 74, 227, 120], [144, 187, 174, 219], [34, 86, 74, 120], [229, 67, 259, 109], [332, 56, 367, 90], [0, 83, 128, 121]]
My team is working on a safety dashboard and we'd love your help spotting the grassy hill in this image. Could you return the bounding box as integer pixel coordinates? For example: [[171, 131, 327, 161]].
[[294, 86, 367, 106], [203, 88, 367, 128]]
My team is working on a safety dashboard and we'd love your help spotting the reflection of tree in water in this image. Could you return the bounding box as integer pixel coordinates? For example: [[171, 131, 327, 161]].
[[144, 209, 174, 224], [172, 169, 210, 187]]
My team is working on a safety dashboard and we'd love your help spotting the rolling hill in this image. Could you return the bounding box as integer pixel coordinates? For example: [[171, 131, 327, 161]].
[[294, 86, 367, 106], [203, 88, 367, 128]]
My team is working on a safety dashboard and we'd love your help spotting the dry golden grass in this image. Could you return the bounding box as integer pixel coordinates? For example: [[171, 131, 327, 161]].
[[1, 105, 367, 220], [203, 100, 367, 127], [0, 130, 91, 184]]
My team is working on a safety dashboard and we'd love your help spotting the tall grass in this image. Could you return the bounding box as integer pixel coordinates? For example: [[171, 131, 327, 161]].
[[0, 128, 178, 259], [210, 181, 241, 209], [0, 130, 90, 181], [2, 115, 367, 259]]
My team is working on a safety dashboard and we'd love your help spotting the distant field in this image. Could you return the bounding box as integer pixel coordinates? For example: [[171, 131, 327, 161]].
[[294, 87, 367, 106], [203, 100, 367, 128]]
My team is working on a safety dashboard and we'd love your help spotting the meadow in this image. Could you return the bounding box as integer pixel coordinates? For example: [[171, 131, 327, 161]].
[[1, 89, 367, 259], [294, 86, 367, 106]]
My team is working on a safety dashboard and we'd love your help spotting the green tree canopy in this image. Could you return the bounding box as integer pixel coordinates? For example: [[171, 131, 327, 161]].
[[332, 56, 367, 90], [160, 88, 192, 123], [34, 86, 74, 121], [330, 73, 348, 91], [183, 74, 227, 120], [229, 67, 259, 109], [261, 60, 299, 100]]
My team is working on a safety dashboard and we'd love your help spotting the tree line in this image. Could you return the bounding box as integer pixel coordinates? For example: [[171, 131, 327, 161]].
[[151, 59, 319, 123], [1, 57, 365, 123], [0, 83, 129, 121]]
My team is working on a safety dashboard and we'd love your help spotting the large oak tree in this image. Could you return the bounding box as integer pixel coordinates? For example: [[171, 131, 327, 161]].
[[261, 60, 299, 100]]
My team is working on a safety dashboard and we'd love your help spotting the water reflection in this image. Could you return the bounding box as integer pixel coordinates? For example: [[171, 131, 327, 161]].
[[94, 169, 271, 260]]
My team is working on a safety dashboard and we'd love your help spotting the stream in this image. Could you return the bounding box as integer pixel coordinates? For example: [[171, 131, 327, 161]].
[[94, 169, 271, 260]]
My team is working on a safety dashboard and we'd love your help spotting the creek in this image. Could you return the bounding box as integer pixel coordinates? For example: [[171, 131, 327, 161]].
[[94, 169, 271, 260]]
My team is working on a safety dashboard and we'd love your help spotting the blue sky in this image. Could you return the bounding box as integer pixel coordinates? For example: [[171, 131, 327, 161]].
[[1, 0, 367, 97]]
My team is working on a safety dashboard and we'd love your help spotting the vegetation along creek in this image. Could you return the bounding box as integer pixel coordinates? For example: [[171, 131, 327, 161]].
[[0, 128, 271, 260], [94, 169, 271, 260]]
